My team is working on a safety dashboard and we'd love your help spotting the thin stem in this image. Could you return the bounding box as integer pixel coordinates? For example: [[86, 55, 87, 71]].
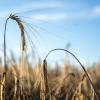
[[4, 17, 10, 72], [44, 48, 99, 100]]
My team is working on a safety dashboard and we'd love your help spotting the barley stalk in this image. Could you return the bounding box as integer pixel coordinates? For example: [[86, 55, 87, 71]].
[[40, 59, 51, 100], [2, 17, 9, 100], [44, 48, 100, 100], [9, 14, 26, 51], [0, 72, 6, 100], [11, 65, 18, 100], [55, 73, 75, 96], [3, 14, 26, 99]]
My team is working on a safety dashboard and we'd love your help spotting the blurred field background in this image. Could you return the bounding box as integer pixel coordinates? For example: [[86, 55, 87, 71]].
[[0, 51, 100, 100]]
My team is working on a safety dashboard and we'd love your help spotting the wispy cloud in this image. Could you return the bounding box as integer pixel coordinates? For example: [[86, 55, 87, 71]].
[[30, 11, 91, 22], [1, 1, 100, 21], [12, 1, 80, 13], [0, 1, 80, 19], [0, 1, 63, 17], [25, 1, 64, 9], [31, 13, 67, 22], [27, 2, 100, 22], [92, 6, 100, 17]]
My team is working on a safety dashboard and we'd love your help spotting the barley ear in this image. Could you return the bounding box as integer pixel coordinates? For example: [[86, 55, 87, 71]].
[[40, 60, 51, 100]]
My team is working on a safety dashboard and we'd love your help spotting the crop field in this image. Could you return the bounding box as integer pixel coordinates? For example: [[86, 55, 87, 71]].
[[0, 14, 100, 100]]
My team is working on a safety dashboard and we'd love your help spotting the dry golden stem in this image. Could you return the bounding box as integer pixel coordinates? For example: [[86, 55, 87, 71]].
[[40, 60, 51, 100], [0, 72, 6, 100], [55, 73, 75, 96], [11, 65, 18, 100]]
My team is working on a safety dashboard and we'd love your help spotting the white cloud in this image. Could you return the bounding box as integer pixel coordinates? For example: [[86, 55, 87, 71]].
[[0, 1, 80, 18], [92, 6, 100, 16], [30, 11, 91, 22], [0, 1, 64, 18], [14, 1, 79, 13], [26, 1, 64, 9], [9, 1, 64, 14], [1, 1, 100, 21], [31, 13, 67, 22]]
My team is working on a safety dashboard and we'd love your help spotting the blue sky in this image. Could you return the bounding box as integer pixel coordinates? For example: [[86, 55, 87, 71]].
[[0, 0, 100, 65]]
